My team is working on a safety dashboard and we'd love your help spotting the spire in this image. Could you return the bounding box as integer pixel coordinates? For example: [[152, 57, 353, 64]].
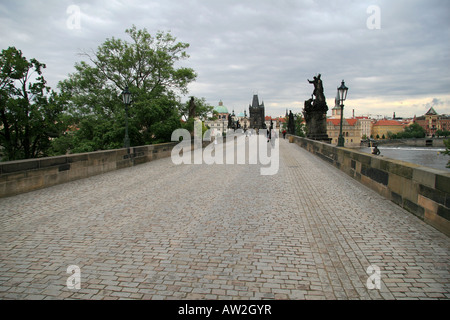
[[252, 94, 259, 108]]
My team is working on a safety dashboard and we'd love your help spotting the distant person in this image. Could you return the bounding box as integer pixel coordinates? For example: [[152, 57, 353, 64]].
[[282, 130, 287, 139], [372, 145, 380, 155]]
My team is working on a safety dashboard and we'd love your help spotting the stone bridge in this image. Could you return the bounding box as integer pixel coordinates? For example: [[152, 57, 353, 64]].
[[0, 137, 448, 300]]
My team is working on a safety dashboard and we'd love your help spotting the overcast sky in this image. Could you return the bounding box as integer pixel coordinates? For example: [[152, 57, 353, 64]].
[[1, 0, 449, 118]]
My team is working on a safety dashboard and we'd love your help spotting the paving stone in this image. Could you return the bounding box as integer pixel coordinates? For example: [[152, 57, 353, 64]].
[[0, 138, 448, 300]]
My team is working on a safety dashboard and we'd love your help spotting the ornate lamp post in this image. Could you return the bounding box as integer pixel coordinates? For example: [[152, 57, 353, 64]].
[[337, 80, 348, 147], [121, 86, 132, 151]]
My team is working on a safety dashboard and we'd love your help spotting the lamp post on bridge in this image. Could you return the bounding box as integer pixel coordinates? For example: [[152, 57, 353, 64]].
[[337, 80, 348, 147], [121, 86, 132, 152]]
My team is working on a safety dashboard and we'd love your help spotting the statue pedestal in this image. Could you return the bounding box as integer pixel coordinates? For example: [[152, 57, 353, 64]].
[[304, 107, 331, 144]]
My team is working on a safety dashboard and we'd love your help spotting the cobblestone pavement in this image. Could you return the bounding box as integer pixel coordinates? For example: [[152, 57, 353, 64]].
[[0, 138, 449, 300]]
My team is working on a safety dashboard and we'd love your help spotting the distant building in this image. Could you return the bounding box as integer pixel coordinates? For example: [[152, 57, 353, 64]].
[[214, 100, 229, 120], [392, 112, 403, 120], [330, 98, 342, 119], [372, 119, 405, 138], [328, 106, 373, 144], [327, 118, 362, 147], [205, 101, 230, 136], [235, 110, 250, 130], [264, 116, 274, 130], [278, 116, 286, 129], [249, 94, 266, 129], [414, 107, 450, 136], [356, 117, 373, 139]]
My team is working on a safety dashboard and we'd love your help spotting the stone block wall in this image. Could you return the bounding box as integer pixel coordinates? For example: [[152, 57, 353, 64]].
[[289, 135, 450, 237], [0, 141, 206, 198]]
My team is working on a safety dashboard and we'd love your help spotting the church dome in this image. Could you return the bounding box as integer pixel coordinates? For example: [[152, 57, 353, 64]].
[[214, 101, 228, 114]]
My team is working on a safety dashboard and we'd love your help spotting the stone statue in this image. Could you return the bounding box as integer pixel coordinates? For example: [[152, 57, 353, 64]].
[[288, 110, 295, 135], [303, 99, 313, 123], [302, 74, 331, 143], [308, 74, 325, 103], [188, 97, 196, 119]]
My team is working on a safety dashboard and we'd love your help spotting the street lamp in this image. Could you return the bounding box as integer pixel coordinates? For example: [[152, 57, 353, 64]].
[[121, 86, 132, 151], [337, 80, 348, 147]]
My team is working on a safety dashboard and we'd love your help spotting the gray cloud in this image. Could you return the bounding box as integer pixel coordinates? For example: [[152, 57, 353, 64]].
[[0, 0, 449, 118]]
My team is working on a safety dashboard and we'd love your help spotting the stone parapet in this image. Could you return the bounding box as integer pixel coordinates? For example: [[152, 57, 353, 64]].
[[0, 140, 208, 198], [288, 134, 450, 237]]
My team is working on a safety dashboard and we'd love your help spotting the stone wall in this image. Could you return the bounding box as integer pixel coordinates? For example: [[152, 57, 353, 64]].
[[0, 141, 207, 198], [288, 135, 450, 237]]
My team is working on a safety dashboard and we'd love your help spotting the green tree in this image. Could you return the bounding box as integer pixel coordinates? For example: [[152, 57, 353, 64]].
[[281, 112, 305, 137], [53, 26, 197, 153], [178, 97, 213, 135], [179, 97, 213, 122], [436, 130, 450, 137], [405, 123, 426, 138], [0, 47, 65, 160], [294, 113, 305, 137], [209, 110, 219, 121], [281, 115, 288, 131], [395, 123, 426, 139]]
